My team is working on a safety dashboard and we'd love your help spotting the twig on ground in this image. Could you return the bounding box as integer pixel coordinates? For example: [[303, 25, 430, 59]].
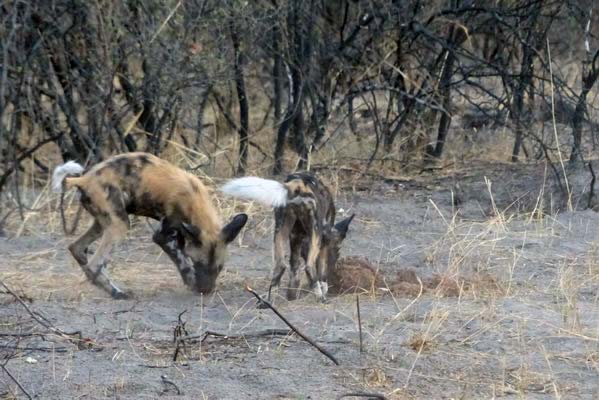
[[356, 295, 363, 353], [160, 375, 182, 395], [588, 161, 596, 209], [172, 309, 189, 361], [139, 364, 172, 369], [204, 329, 292, 341], [245, 285, 340, 366], [1, 345, 69, 353], [0, 332, 44, 338], [337, 392, 388, 400], [1, 365, 32, 400], [113, 302, 141, 315], [176, 328, 293, 344], [0, 208, 15, 236], [0, 280, 82, 345]]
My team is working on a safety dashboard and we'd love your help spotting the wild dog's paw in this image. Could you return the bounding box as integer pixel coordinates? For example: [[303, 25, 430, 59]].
[[111, 288, 131, 300]]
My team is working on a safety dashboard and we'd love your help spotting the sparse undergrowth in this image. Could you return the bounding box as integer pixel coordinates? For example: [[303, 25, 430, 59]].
[[1, 164, 599, 399]]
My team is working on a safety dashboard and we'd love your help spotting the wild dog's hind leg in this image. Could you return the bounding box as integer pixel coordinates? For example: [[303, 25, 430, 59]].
[[82, 221, 129, 299], [68, 220, 103, 266], [265, 209, 293, 304], [287, 231, 305, 301], [75, 186, 130, 299]]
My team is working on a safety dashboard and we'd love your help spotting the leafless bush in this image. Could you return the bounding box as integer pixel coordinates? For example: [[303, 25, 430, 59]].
[[1, 0, 598, 204]]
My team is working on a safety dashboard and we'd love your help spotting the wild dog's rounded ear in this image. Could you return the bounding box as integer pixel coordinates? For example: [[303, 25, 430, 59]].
[[221, 213, 248, 244], [333, 213, 355, 239], [180, 222, 202, 244]]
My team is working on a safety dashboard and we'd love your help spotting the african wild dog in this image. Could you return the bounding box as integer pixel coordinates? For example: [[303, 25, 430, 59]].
[[52, 152, 247, 299], [221, 173, 354, 303]]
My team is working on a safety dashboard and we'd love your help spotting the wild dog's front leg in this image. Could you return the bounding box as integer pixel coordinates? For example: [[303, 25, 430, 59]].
[[304, 224, 325, 302], [316, 251, 329, 300], [152, 218, 194, 286], [287, 233, 305, 301]]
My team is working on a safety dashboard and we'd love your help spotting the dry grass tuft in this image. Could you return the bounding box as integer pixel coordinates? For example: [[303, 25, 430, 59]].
[[407, 333, 435, 352], [428, 272, 504, 298], [362, 367, 388, 387]]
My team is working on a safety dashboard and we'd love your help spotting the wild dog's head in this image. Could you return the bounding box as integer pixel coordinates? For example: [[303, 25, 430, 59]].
[[322, 214, 355, 272], [171, 214, 248, 293]]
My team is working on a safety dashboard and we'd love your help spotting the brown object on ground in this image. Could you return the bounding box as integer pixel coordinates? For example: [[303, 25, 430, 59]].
[[328, 256, 383, 295], [331, 256, 501, 298], [330, 256, 426, 297], [330, 256, 424, 296]]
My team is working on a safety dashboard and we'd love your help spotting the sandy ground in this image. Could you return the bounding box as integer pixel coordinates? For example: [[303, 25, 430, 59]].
[[1, 171, 599, 399]]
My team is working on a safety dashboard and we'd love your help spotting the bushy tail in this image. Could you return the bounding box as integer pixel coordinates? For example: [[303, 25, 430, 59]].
[[220, 177, 288, 208], [51, 161, 84, 193]]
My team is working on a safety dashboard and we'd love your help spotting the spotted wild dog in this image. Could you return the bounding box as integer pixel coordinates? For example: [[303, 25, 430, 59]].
[[52, 152, 248, 299], [221, 173, 354, 303]]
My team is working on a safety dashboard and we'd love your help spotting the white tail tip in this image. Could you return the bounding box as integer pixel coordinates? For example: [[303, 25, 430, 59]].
[[220, 177, 288, 208], [52, 161, 84, 193]]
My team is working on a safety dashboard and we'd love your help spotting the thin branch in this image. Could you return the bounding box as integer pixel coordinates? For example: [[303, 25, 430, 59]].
[[246, 285, 340, 366], [337, 392, 388, 400], [356, 295, 363, 353], [0, 281, 82, 344], [0, 132, 64, 192], [1, 365, 32, 400], [176, 328, 293, 344], [588, 161, 596, 209], [160, 374, 182, 395]]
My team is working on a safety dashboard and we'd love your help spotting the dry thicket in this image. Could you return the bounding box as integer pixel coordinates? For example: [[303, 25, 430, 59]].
[[1, 1, 599, 201]]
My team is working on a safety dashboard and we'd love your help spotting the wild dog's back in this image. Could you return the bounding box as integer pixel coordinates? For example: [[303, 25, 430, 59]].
[[283, 172, 335, 228], [65, 152, 221, 237]]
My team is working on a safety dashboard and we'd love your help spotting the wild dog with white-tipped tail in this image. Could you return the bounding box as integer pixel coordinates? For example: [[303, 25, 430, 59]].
[[52, 152, 247, 299], [221, 173, 354, 303]]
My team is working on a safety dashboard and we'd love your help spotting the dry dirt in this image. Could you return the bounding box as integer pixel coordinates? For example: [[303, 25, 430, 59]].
[[1, 166, 599, 399]]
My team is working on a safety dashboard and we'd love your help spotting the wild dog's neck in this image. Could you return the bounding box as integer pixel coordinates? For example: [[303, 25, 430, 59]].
[[182, 186, 222, 243]]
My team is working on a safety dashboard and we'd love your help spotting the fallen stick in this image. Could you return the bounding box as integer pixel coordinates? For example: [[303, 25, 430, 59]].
[[1, 345, 69, 353], [176, 328, 293, 344], [1, 365, 32, 400], [588, 161, 596, 209], [0, 332, 45, 338], [0, 281, 81, 345], [245, 285, 340, 366], [356, 295, 363, 353], [173, 328, 293, 360], [172, 310, 189, 361], [161, 374, 182, 395], [337, 392, 388, 400]]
